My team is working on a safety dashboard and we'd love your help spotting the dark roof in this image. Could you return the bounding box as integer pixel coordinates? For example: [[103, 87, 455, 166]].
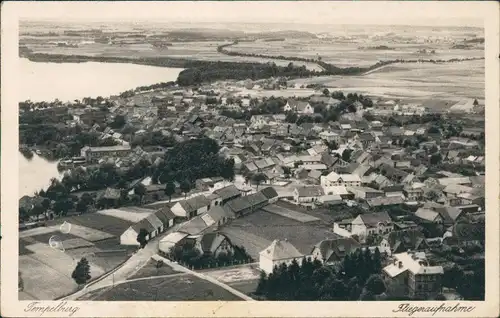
[[224, 192, 268, 214], [435, 206, 462, 224], [313, 238, 361, 263], [213, 185, 241, 201], [198, 232, 229, 253], [386, 229, 427, 252], [359, 212, 392, 227], [154, 207, 176, 224], [260, 187, 279, 200], [180, 195, 211, 212], [206, 205, 236, 222], [132, 216, 157, 233]]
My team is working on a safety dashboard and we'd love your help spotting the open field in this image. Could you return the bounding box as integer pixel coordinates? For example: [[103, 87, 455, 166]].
[[262, 204, 321, 223], [201, 264, 261, 284], [22, 39, 322, 71], [81, 274, 244, 301], [98, 208, 154, 223], [290, 60, 484, 101], [227, 39, 484, 67], [19, 212, 137, 300], [222, 209, 339, 258], [128, 259, 181, 280], [44, 212, 135, 236]]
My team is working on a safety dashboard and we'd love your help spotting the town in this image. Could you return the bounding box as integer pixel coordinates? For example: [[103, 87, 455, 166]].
[[18, 79, 485, 302], [17, 19, 485, 303]]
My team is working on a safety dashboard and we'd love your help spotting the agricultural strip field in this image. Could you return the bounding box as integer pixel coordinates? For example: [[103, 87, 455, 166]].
[[262, 204, 321, 223], [290, 60, 484, 101], [98, 208, 154, 223], [19, 242, 106, 300], [222, 210, 339, 258], [44, 212, 135, 237], [22, 40, 322, 71], [227, 39, 484, 68], [82, 274, 244, 301]]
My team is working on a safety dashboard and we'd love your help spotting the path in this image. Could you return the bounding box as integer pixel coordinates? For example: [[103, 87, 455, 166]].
[[61, 222, 185, 300], [152, 255, 255, 301]]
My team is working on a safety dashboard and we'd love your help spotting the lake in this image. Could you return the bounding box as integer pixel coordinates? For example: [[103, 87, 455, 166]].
[[19, 58, 184, 102], [19, 59, 184, 197], [19, 152, 62, 198]]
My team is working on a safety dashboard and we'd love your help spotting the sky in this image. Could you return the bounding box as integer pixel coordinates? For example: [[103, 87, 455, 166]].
[[12, 1, 487, 27]]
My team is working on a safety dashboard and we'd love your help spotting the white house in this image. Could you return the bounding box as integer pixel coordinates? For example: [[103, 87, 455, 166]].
[[293, 186, 325, 204], [171, 195, 211, 219], [259, 239, 304, 274], [319, 131, 341, 143], [284, 100, 314, 114], [321, 172, 362, 187], [120, 208, 176, 246], [351, 211, 393, 243]]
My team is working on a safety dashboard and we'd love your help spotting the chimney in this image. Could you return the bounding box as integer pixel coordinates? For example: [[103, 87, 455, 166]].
[[398, 261, 403, 268]]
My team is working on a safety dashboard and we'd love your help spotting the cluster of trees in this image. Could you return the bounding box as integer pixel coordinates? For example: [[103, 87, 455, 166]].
[[72, 257, 92, 285], [167, 243, 253, 270], [151, 137, 235, 187], [441, 256, 485, 300], [255, 248, 386, 301], [177, 61, 313, 86], [130, 130, 177, 148], [20, 122, 119, 160]]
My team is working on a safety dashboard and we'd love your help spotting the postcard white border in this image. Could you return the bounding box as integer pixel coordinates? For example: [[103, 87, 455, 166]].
[[2, 1, 499, 317]]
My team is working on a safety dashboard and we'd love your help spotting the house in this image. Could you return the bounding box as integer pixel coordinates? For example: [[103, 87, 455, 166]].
[[414, 208, 444, 224], [319, 131, 341, 143], [321, 172, 362, 187], [383, 252, 443, 299], [203, 205, 235, 228], [311, 238, 361, 265], [120, 214, 157, 246], [347, 186, 384, 200], [171, 195, 211, 219], [284, 100, 314, 114], [293, 186, 325, 204], [259, 239, 304, 274], [212, 185, 242, 205], [159, 231, 190, 255], [383, 185, 405, 198], [260, 187, 279, 204], [80, 145, 132, 163], [380, 229, 428, 256], [224, 192, 269, 217], [351, 211, 393, 242], [192, 232, 235, 257]]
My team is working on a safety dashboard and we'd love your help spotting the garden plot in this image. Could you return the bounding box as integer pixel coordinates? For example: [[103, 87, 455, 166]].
[[98, 208, 154, 223], [202, 265, 261, 284], [19, 225, 59, 238], [262, 204, 321, 223], [65, 224, 114, 242], [19, 255, 77, 300]]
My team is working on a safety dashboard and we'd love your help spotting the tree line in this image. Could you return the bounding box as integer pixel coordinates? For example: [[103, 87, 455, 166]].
[[255, 248, 389, 301]]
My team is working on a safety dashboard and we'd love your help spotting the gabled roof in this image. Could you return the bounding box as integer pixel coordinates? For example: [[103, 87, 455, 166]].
[[260, 187, 279, 200], [415, 208, 441, 222], [313, 238, 361, 263], [205, 205, 235, 222], [154, 207, 176, 224], [296, 186, 325, 197], [213, 185, 241, 201], [358, 211, 392, 227], [260, 239, 304, 260], [197, 232, 229, 254], [386, 229, 427, 252]]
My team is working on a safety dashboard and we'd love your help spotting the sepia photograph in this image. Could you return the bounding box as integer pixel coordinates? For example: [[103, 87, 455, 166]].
[[1, 1, 499, 317]]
